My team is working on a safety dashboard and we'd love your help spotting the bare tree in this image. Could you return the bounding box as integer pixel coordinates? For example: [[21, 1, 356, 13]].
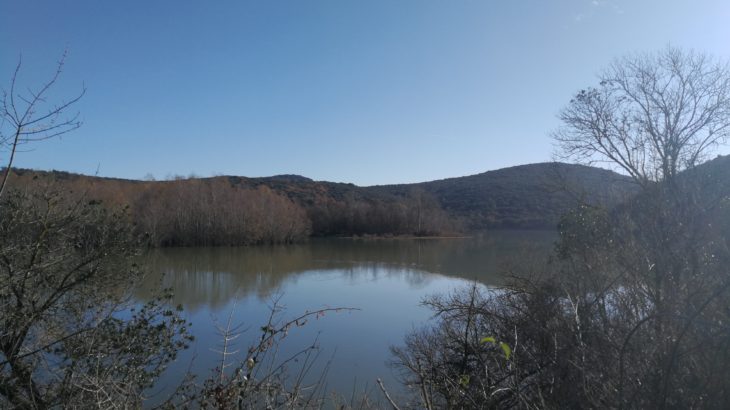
[[197, 296, 358, 409], [0, 188, 193, 408], [391, 48, 730, 409], [553, 47, 730, 185], [0, 54, 196, 408], [0, 51, 85, 198]]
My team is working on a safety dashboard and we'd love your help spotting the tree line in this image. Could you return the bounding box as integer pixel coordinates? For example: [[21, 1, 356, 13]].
[[133, 178, 311, 246], [6, 170, 460, 246], [307, 188, 458, 237]]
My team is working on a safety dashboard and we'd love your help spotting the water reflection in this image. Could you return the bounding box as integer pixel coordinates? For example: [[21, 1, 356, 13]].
[[137, 231, 556, 402], [138, 232, 555, 312]]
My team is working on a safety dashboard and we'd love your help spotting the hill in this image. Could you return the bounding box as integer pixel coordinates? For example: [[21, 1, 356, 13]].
[[6, 162, 636, 244], [218, 162, 636, 231], [367, 162, 635, 230]]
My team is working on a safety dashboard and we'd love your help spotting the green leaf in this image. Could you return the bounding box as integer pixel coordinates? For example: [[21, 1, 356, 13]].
[[500, 342, 512, 360], [459, 374, 470, 387], [480, 336, 496, 344]]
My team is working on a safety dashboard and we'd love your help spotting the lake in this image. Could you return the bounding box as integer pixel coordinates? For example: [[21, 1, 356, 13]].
[[137, 230, 556, 404]]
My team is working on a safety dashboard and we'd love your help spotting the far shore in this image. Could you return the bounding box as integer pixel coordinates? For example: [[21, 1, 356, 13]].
[[335, 234, 472, 240]]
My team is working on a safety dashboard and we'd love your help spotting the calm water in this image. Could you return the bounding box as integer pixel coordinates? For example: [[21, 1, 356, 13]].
[[137, 231, 555, 404]]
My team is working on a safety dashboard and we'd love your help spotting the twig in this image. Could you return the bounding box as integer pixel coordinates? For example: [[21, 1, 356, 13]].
[[376, 378, 401, 410]]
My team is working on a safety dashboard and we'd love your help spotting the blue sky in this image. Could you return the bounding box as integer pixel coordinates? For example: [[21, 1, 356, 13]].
[[3, 0, 729, 185]]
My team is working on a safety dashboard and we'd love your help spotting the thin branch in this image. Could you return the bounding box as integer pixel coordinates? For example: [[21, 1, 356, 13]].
[[376, 378, 402, 410]]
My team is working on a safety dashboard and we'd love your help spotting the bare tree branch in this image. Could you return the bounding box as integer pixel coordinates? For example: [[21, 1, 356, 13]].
[[0, 51, 85, 198], [553, 46, 730, 185]]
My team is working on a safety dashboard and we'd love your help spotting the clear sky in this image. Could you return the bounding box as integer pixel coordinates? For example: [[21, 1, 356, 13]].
[[3, 0, 730, 185]]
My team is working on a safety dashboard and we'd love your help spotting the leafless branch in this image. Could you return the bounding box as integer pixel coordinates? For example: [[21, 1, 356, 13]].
[[0, 51, 85, 198], [553, 46, 730, 184]]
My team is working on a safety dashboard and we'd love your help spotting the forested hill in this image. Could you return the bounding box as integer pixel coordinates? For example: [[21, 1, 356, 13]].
[[190, 162, 635, 231], [7, 162, 634, 244], [683, 154, 730, 191], [366, 162, 636, 229]]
